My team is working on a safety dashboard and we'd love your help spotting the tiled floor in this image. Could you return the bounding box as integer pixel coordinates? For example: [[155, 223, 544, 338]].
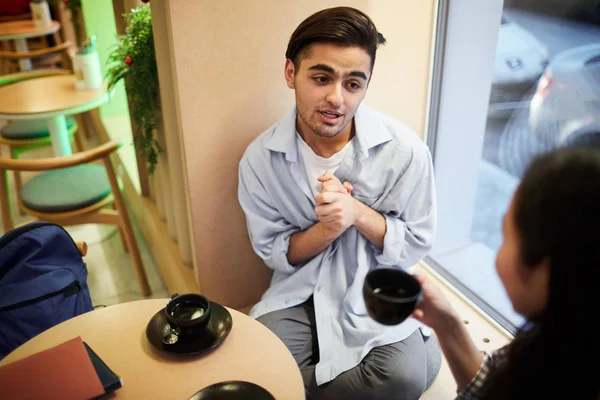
[[68, 222, 169, 307], [0, 120, 169, 307]]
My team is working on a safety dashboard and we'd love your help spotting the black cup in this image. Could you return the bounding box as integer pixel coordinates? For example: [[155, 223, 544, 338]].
[[165, 293, 211, 336], [363, 268, 422, 325]]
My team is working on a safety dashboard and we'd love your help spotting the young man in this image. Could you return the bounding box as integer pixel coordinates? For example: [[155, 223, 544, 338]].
[[238, 7, 440, 400]]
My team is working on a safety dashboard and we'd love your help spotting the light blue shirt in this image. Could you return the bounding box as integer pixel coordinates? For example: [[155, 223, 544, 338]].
[[238, 104, 437, 385]]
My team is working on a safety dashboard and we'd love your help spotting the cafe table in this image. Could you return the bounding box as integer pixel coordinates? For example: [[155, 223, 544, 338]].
[[0, 20, 61, 71], [0, 74, 109, 156], [0, 298, 305, 399]]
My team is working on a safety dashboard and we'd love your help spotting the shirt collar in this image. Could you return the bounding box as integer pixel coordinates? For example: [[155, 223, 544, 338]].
[[353, 103, 393, 159], [265, 107, 298, 162], [265, 103, 393, 162]]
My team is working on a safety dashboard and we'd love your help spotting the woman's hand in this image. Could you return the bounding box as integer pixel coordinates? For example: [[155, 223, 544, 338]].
[[412, 273, 484, 391], [412, 273, 458, 332]]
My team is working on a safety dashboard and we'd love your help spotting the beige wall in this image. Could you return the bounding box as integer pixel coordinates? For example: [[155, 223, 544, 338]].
[[166, 0, 436, 309]]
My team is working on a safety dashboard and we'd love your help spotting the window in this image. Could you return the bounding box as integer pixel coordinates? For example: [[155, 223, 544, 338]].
[[426, 0, 600, 333]]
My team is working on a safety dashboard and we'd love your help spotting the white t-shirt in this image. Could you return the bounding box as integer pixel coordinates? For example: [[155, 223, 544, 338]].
[[296, 133, 354, 197]]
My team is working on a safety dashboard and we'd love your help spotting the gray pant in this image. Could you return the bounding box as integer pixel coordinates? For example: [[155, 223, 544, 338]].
[[257, 299, 442, 400]]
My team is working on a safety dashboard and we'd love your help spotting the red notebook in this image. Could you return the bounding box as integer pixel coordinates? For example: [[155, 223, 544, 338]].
[[0, 336, 105, 400]]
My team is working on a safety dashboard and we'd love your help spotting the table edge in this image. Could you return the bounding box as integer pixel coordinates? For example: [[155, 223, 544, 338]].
[[0, 21, 60, 40], [0, 91, 111, 120]]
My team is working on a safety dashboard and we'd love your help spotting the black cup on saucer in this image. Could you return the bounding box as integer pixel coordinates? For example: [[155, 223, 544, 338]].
[[163, 293, 211, 343], [363, 268, 422, 326]]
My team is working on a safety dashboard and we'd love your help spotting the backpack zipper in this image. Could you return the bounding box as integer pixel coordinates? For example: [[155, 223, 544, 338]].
[[0, 281, 82, 313]]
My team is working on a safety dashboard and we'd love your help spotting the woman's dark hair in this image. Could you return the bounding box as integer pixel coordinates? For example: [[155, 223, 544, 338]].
[[285, 7, 386, 72], [483, 147, 600, 399]]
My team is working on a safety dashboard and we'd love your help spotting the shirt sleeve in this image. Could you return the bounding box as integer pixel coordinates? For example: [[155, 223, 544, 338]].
[[456, 346, 510, 400], [238, 155, 299, 274], [370, 146, 437, 267]]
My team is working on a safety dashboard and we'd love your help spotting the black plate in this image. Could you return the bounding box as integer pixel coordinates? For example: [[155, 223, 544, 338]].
[[188, 381, 275, 400], [146, 301, 232, 355]]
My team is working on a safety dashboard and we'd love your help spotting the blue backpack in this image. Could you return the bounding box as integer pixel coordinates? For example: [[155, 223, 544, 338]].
[[0, 222, 93, 360]]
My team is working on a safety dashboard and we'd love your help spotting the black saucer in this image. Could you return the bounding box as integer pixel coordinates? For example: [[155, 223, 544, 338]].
[[146, 301, 232, 355], [188, 381, 275, 400]]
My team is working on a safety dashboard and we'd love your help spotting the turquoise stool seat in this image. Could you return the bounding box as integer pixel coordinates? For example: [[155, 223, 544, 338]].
[[21, 165, 112, 213], [1, 116, 77, 140]]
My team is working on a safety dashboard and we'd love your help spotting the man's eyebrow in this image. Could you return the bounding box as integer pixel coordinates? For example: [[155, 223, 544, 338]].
[[308, 64, 368, 81], [347, 71, 368, 80], [308, 63, 335, 74]]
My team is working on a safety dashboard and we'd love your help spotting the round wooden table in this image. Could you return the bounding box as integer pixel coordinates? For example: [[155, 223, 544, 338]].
[[0, 20, 61, 71], [0, 75, 109, 156], [0, 299, 305, 400]]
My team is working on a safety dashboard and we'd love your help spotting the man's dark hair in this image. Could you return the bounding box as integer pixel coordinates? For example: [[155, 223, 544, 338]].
[[285, 7, 386, 72]]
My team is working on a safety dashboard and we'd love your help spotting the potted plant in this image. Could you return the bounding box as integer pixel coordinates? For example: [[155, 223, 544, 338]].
[[105, 4, 160, 174]]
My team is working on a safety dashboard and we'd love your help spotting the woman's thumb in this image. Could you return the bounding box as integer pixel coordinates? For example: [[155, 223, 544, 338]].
[[412, 309, 424, 322]]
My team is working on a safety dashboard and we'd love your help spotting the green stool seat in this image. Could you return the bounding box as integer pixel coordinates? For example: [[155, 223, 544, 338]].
[[21, 165, 112, 213], [1, 116, 76, 140]]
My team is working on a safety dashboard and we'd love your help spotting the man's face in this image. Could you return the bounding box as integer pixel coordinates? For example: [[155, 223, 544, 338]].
[[285, 43, 371, 139]]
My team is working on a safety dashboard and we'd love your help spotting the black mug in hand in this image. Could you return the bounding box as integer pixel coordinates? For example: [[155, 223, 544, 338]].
[[363, 268, 422, 325]]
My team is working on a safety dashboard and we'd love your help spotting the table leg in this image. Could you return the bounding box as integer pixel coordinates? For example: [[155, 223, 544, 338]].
[[13, 38, 32, 71], [0, 168, 14, 232], [47, 115, 73, 156], [53, 31, 62, 44], [0, 40, 10, 74]]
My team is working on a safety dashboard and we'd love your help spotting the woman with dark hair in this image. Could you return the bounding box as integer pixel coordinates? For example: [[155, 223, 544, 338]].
[[413, 147, 600, 399]]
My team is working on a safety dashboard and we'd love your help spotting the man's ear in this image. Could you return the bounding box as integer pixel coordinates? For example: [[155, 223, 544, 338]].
[[284, 59, 295, 89]]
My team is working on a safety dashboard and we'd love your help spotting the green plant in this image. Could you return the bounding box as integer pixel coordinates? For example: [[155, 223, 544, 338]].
[[106, 4, 160, 174]]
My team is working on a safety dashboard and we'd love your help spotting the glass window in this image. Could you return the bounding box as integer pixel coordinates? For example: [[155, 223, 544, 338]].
[[426, 0, 600, 333]]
